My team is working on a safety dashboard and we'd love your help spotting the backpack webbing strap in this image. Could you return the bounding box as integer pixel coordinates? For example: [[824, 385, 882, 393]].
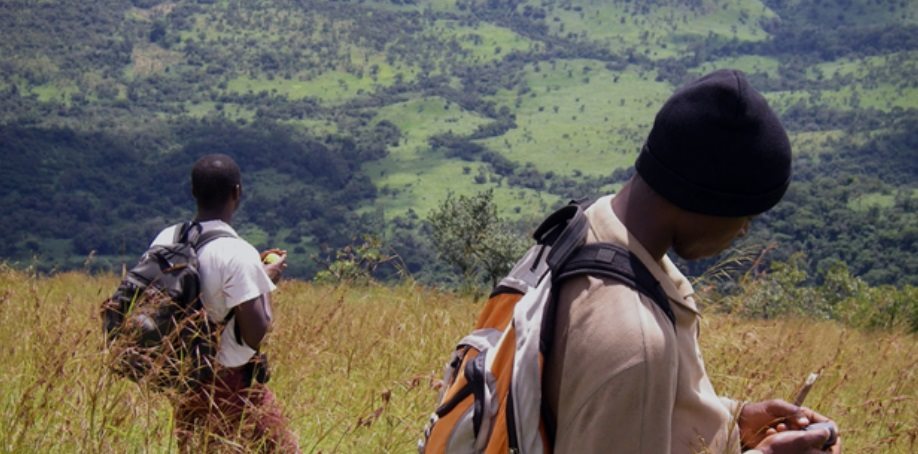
[[173, 222, 197, 243], [193, 229, 236, 251], [522, 198, 593, 288], [174, 222, 238, 328], [543, 205, 590, 272], [554, 242, 676, 326], [539, 242, 676, 447], [172, 222, 236, 250]]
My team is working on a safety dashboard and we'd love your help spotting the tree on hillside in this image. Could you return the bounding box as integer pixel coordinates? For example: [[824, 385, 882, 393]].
[[427, 189, 527, 294]]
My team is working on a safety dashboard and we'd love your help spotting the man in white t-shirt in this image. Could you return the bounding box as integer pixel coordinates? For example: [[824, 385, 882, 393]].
[[158, 154, 299, 453]]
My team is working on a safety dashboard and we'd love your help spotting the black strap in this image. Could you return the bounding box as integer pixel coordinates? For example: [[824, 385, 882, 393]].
[[500, 198, 594, 449], [507, 384, 520, 452], [171, 221, 236, 251], [555, 243, 676, 326], [174, 221, 238, 329], [539, 241, 676, 377], [539, 242, 676, 448], [528, 198, 593, 281], [488, 285, 524, 299], [193, 229, 235, 251], [173, 222, 197, 243], [466, 354, 487, 438], [531, 197, 593, 245]]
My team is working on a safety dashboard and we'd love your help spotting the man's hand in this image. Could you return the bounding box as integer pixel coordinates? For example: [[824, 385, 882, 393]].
[[739, 399, 835, 449], [754, 428, 841, 454], [261, 249, 287, 284]]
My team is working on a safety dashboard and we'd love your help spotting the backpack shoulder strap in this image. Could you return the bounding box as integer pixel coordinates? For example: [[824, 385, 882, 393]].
[[534, 198, 593, 271], [540, 242, 676, 447], [173, 222, 194, 243], [555, 242, 676, 326], [171, 221, 236, 251], [193, 229, 236, 251], [493, 198, 595, 296]]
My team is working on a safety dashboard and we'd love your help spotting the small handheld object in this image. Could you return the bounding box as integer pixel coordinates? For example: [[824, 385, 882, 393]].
[[263, 252, 282, 265], [793, 372, 836, 450], [803, 421, 837, 450], [793, 372, 819, 406]]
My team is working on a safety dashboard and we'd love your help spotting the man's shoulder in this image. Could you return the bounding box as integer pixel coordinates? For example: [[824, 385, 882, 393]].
[[208, 237, 260, 264], [551, 275, 674, 387], [149, 221, 244, 246], [150, 224, 181, 247], [199, 222, 242, 244], [198, 222, 259, 260], [149, 221, 257, 259], [558, 274, 673, 342], [559, 273, 644, 307]]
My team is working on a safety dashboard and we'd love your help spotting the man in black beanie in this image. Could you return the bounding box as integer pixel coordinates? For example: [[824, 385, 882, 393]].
[[544, 70, 840, 453]]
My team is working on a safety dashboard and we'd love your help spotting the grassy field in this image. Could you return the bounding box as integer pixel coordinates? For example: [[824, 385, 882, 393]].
[[0, 267, 915, 452], [363, 96, 562, 219], [805, 52, 918, 82], [848, 189, 918, 212], [183, 101, 256, 121], [541, 0, 774, 59], [424, 20, 539, 64], [482, 60, 671, 177], [766, 84, 918, 113], [693, 55, 782, 79]]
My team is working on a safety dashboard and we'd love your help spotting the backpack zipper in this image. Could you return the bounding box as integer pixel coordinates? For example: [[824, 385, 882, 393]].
[[507, 386, 520, 452]]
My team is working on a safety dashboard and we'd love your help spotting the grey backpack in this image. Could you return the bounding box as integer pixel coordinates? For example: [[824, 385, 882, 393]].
[[101, 222, 233, 391]]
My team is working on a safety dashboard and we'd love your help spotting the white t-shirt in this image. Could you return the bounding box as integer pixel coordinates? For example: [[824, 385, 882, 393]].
[[151, 220, 275, 367]]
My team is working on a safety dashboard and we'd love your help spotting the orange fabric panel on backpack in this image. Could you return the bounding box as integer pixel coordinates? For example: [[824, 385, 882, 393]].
[[484, 401, 510, 454], [482, 331, 555, 454], [476, 293, 521, 330], [424, 392, 475, 453], [425, 349, 481, 453]]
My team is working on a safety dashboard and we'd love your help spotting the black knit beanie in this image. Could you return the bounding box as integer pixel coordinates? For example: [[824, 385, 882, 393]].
[[635, 69, 792, 217]]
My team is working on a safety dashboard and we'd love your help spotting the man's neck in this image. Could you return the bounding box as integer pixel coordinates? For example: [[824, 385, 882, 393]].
[[610, 177, 675, 262], [194, 209, 232, 224]]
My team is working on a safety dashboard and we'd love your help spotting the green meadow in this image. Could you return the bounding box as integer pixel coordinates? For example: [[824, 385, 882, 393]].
[[425, 20, 539, 63], [226, 73, 381, 104], [693, 55, 782, 79], [482, 60, 672, 176], [542, 0, 774, 58], [767, 85, 918, 113], [849, 189, 918, 212], [364, 96, 561, 219]]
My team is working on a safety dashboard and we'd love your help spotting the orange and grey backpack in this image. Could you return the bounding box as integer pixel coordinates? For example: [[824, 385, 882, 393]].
[[419, 199, 675, 454]]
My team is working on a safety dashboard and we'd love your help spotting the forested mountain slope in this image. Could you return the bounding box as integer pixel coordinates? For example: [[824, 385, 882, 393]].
[[1, 0, 915, 284]]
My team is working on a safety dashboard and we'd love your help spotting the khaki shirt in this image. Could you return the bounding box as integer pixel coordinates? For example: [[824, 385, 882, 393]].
[[544, 195, 746, 453]]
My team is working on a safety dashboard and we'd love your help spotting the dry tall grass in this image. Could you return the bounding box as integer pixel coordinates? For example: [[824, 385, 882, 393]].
[[0, 266, 915, 452]]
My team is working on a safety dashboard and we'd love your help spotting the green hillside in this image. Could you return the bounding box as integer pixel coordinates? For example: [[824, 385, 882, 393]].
[[0, 0, 915, 284]]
